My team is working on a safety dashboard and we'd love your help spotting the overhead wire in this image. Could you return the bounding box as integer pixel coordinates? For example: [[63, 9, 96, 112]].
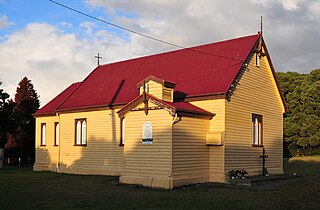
[[49, 0, 244, 62]]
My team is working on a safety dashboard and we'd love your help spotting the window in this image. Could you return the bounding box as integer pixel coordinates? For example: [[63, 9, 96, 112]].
[[41, 123, 46, 146], [142, 122, 153, 144], [122, 118, 125, 144], [255, 53, 260, 67], [54, 122, 59, 146], [75, 119, 87, 146], [252, 114, 263, 146]]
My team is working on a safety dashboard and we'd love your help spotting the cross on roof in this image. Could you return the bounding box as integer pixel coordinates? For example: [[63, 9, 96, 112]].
[[95, 53, 102, 65]]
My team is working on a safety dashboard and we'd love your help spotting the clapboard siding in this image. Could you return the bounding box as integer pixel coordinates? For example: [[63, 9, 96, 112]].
[[34, 109, 124, 175], [191, 99, 225, 182], [225, 51, 284, 175], [59, 109, 123, 175], [172, 117, 209, 187], [139, 80, 163, 99], [34, 116, 60, 171], [121, 104, 173, 188]]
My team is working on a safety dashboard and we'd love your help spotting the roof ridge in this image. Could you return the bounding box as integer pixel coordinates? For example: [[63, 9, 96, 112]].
[[99, 33, 259, 67]]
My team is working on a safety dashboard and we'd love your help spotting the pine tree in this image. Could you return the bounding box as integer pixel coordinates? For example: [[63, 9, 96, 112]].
[[14, 77, 40, 165]]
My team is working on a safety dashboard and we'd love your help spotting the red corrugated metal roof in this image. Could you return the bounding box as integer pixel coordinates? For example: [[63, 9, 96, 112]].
[[34, 82, 81, 116], [39, 33, 261, 114], [168, 101, 214, 116], [117, 92, 214, 118]]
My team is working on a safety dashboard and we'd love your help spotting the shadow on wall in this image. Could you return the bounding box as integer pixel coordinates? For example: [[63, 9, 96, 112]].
[[35, 115, 284, 187], [57, 137, 123, 176], [225, 141, 283, 176]]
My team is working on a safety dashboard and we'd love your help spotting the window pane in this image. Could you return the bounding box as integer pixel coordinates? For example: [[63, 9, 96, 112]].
[[76, 121, 81, 145], [42, 124, 46, 145], [259, 122, 262, 145], [122, 118, 125, 144], [254, 118, 259, 144], [81, 120, 86, 145], [55, 123, 59, 145]]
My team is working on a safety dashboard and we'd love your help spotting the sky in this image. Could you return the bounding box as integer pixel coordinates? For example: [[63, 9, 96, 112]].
[[0, 0, 319, 106]]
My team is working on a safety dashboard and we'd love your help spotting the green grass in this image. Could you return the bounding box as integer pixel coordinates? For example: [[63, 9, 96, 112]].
[[1, 157, 320, 210], [284, 156, 320, 175]]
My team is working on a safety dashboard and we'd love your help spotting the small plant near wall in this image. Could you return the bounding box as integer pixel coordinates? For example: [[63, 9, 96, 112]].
[[227, 169, 248, 179], [237, 169, 248, 178], [227, 170, 237, 179]]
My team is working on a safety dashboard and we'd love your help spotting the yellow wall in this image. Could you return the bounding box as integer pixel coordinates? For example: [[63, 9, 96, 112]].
[[120, 101, 173, 189], [34, 116, 60, 171], [191, 99, 226, 182], [139, 80, 162, 99], [224, 52, 284, 176], [172, 117, 209, 187], [34, 109, 124, 176], [139, 80, 173, 102]]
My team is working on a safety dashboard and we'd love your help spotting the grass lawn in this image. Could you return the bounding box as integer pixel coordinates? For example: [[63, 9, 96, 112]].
[[1, 157, 320, 210]]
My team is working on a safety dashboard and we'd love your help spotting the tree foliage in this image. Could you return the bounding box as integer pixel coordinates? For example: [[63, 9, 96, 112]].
[[277, 69, 320, 156], [0, 82, 14, 148], [13, 77, 40, 164]]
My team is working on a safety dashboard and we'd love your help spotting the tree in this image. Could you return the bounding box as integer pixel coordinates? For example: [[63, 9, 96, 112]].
[[277, 69, 320, 156], [13, 77, 40, 165], [0, 81, 12, 148]]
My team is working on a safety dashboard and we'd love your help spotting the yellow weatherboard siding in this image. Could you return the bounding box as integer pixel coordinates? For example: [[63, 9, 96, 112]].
[[34, 109, 124, 176], [34, 116, 60, 171], [139, 80, 162, 99], [139, 80, 173, 102], [225, 50, 284, 176], [120, 101, 173, 189], [191, 99, 226, 182], [172, 117, 209, 187]]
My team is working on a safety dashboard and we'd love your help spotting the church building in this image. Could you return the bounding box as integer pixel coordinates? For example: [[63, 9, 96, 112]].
[[34, 32, 287, 189]]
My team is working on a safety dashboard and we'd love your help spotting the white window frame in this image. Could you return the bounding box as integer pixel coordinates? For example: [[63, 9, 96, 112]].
[[54, 122, 59, 146], [41, 123, 46, 146], [252, 114, 263, 146], [75, 119, 87, 146]]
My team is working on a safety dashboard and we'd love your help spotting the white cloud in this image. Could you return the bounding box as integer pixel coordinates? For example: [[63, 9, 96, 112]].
[[85, 0, 320, 73], [281, 0, 301, 11], [80, 21, 96, 34], [2, 0, 320, 107], [0, 14, 14, 29], [0, 22, 145, 106]]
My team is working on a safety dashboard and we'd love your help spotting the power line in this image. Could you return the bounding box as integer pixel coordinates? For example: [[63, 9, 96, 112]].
[[49, 0, 244, 62]]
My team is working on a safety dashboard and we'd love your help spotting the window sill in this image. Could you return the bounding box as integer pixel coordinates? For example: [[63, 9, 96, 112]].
[[252, 144, 264, 148], [53, 145, 59, 147], [40, 145, 46, 147], [74, 144, 87, 147], [118, 143, 124, 147]]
